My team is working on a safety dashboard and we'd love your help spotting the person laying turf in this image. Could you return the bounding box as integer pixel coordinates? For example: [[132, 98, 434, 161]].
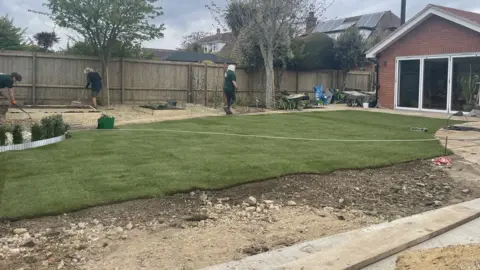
[[0, 72, 22, 105], [84, 68, 102, 109], [223, 65, 238, 115]]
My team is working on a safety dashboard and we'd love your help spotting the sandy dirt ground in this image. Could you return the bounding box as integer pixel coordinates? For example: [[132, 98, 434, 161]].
[[1, 159, 479, 270], [395, 244, 480, 270]]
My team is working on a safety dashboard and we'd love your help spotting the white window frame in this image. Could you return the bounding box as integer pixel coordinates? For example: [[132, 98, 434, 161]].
[[394, 52, 480, 114]]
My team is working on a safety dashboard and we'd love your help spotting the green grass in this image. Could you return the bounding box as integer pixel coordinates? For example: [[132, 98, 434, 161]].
[[0, 111, 453, 219]]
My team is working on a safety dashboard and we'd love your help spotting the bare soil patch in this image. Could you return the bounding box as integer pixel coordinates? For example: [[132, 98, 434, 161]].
[[395, 244, 480, 270], [0, 160, 478, 270]]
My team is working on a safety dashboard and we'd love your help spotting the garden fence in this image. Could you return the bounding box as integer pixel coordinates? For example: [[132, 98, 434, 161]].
[[0, 51, 375, 106]]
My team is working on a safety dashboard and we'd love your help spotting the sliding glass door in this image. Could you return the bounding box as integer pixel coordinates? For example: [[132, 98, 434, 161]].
[[397, 59, 420, 109], [451, 56, 480, 112], [396, 54, 480, 113], [422, 58, 449, 111]]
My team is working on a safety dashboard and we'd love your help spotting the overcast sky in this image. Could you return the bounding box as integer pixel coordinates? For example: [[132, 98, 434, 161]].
[[2, 0, 480, 50]]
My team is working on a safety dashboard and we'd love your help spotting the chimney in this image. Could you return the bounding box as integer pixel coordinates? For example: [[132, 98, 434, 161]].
[[400, 0, 406, 25], [217, 28, 221, 35], [306, 12, 317, 32]]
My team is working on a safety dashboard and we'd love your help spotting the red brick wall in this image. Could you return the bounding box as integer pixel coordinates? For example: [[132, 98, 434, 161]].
[[377, 15, 480, 109]]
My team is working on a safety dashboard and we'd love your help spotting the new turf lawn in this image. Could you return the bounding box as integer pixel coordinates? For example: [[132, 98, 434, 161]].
[[0, 111, 454, 218]]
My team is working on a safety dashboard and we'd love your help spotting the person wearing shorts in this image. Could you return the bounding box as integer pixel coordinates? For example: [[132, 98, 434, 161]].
[[84, 68, 102, 108], [223, 65, 238, 114]]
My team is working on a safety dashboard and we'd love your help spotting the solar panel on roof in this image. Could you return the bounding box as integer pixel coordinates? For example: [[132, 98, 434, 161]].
[[333, 21, 356, 31], [315, 22, 328, 32], [323, 20, 337, 32], [356, 14, 373, 28], [364, 12, 384, 28], [328, 19, 345, 32]]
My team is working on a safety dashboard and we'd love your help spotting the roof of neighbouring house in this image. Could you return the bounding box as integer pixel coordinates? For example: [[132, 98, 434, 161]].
[[163, 51, 236, 64], [146, 49, 177, 60], [197, 31, 235, 45], [312, 11, 400, 34], [366, 4, 480, 58]]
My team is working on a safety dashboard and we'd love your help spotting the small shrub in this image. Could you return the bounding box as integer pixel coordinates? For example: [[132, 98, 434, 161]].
[[41, 117, 55, 139], [31, 123, 44, 142], [40, 115, 69, 139], [12, 125, 23, 144], [0, 126, 6, 146], [52, 115, 67, 137]]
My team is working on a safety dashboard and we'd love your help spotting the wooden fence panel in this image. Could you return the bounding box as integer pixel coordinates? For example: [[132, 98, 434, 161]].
[[0, 51, 375, 106]]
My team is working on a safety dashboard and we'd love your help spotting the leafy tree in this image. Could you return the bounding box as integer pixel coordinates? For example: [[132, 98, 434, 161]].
[[43, 0, 165, 107], [224, 1, 251, 37], [334, 27, 365, 72], [180, 31, 211, 52], [290, 33, 337, 70], [33, 31, 60, 52], [0, 15, 26, 51], [209, 0, 330, 108], [64, 39, 154, 59], [334, 27, 365, 90]]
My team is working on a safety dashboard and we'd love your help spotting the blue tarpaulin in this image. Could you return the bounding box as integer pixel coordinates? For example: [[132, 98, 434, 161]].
[[313, 85, 329, 105]]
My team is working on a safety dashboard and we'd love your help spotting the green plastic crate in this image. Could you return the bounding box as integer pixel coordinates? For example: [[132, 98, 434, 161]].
[[97, 117, 115, 129]]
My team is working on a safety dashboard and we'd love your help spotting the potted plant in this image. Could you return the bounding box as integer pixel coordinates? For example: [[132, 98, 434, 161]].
[[460, 65, 480, 112]]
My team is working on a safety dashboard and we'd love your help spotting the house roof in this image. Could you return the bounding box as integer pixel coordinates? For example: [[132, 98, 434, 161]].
[[313, 11, 399, 34], [197, 31, 234, 45], [366, 5, 480, 58], [146, 48, 177, 60], [164, 51, 236, 64]]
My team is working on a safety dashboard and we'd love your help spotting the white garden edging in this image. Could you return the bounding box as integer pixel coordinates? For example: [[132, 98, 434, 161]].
[[0, 134, 66, 153]]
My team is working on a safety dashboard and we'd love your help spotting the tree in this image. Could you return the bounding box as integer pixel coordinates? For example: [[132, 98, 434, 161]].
[[208, 0, 331, 108], [180, 31, 211, 52], [290, 33, 337, 70], [64, 39, 154, 59], [33, 31, 60, 52], [0, 15, 26, 51], [334, 27, 365, 90], [43, 0, 165, 107]]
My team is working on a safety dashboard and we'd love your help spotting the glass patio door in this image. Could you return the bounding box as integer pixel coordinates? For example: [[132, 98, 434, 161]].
[[422, 58, 449, 111], [397, 59, 420, 109], [451, 56, 480, 112]]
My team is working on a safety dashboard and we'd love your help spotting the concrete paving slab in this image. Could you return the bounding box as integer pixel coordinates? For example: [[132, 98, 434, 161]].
[[203, 199, 480, 270]]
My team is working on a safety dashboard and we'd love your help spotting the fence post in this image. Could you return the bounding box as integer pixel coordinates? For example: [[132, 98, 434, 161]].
[[188, 64, 193, 103], [121, 58, 125, 104], [295, 71, 299, 93], [32, 52, 37, 105], [204, 63, 208, 106], [247, 71, 253, 104]]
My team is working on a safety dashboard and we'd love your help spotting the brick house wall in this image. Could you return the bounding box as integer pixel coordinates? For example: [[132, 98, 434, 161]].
[[377, 15, 480, 109]]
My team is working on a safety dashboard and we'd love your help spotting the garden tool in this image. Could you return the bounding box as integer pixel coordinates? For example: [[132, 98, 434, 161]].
[[0, 91, 34, 123], [71, 86, 90, 107]]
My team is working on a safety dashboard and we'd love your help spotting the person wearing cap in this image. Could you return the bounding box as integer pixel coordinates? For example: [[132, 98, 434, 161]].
[[84, 68, 102, 109], [223, 65, 238, 114], [0, 72, 22, 105]]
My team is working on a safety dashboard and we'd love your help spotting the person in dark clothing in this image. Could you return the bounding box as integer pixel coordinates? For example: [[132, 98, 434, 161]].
[[84, 68, 102, 108], [0, 72, 22, 105], [223, 65, 238, 114]]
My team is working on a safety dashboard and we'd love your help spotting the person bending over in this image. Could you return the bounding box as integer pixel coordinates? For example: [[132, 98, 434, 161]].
[[84, 68, 102, 109], [223, 65, 238, 114], [0, 72, 22, 105]]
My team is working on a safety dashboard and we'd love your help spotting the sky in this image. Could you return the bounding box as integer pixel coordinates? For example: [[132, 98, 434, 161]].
[[2, 0, 480, 51]]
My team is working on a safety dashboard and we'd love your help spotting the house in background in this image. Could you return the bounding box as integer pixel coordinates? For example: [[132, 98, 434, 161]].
[[197, 29, 234, 54], [366, 4, 480, 113], [307, 11, 401, 41]]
